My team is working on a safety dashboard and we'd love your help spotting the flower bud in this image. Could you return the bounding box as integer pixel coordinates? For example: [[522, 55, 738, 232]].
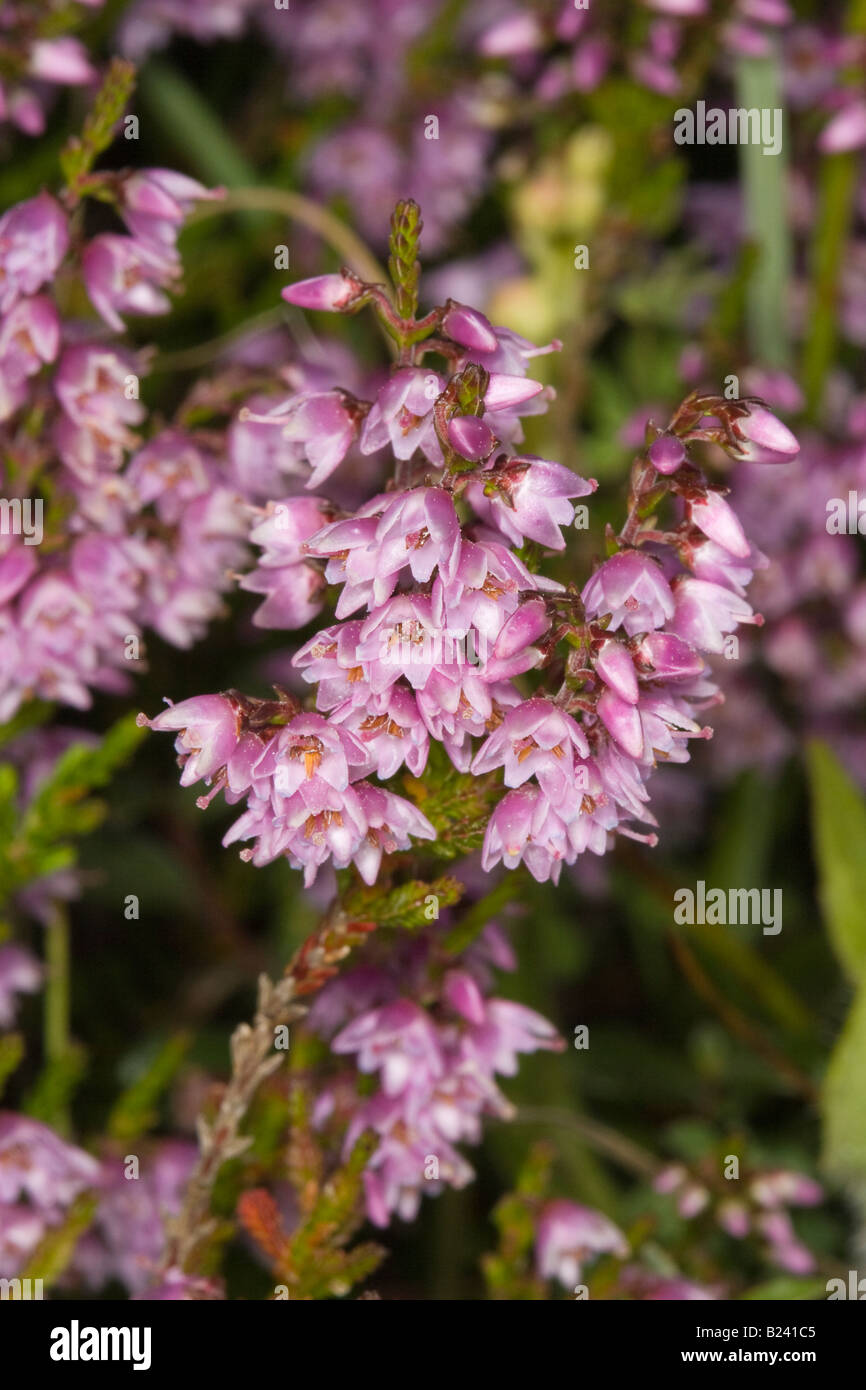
[[648, 434, 686, 474], [442, 301, 499, 353], [447, 414, 496, 461], [281, 273, 360, 312], [595, 638, 638, 703], [485, 373, 545, 411], [493, 599, 551, 659], [597, 688, 644, 759], [734, 405, 799, 463]]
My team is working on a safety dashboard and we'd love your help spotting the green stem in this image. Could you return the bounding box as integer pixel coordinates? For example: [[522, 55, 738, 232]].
[[514, 1106, 659, 1179], [44, 905, 70, 1130], [190, 188, 387, 289], [800, 0, 866, 419], [735, 51, 791, 369], [801, 155, 858, 420], [139, 62, 386, 285]]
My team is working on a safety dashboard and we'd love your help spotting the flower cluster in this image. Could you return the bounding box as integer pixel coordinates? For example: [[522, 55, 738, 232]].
[[0, 1, 103, 138], [534, 1198, 717, 1299], [0, 1112, 100, 1277], [479, 0, 793, 102], [0, 159, 254, 717], [72, 1140, 198, 1295], [308, 922, 562, 1226], [145, 204, 798, 888], [655, 1159, 823, 1275]]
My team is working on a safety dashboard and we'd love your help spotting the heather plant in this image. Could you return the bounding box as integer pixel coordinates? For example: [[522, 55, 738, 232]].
[[0, 0, 865, 1316]]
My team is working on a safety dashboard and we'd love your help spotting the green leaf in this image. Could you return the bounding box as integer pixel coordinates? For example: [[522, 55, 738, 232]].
[[60, 57, 136, 195], [108, 1032, 192, 1142], [739, 1277, 827, 1301], [21, 1192, 97, 1291], [0, 713, 145, 909], [342, 876, 463, 931], [23, 1042, 87, 1127], [822, 983, 866, 1194], [0, 1033, 24, 1100], [807, 740, 866, 983]]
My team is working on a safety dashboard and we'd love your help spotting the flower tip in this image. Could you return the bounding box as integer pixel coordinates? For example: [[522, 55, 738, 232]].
[[282, 273, 357, 312]]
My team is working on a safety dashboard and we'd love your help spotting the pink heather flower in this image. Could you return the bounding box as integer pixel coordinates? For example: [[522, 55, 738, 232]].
[[460, 998, 562, 1076], [670, 576, 761, 653], [481, 786, 606, 883], [582, 551, 675, 635], [333, 999, 446, 1094], [294, 620, 369, 709], [138, 695, 241, 787], [472, 698, 589, 804], [120, 168, 221, 250], [0, 945, 42, 1027], [687, 491, 750, 558], [486, 598, 551, 678], [442, 969, 487, 1025], [307, 487, 461, 616], [331, 684, 430, 779], [0, 1203, 46, 1278], [819, 99, 866, 154], [258, 391, 360, 488], [536, 1199, 629, 1288], [318, 930, 560, 1227], [133, 1269, 224, 1301], [0, 193, 69, 312], [240, 497, 332, 629], [749, 1170, 823, 1208], [54, 345, 145, 479], [257, 712, 367, 808], [718, 1200, 751, 1238], [282, 272, 361, 311], [595, 638, 639, 703], [434, 535, 560, 647], [0, 545, 37, 605], [635, 631, 705, 681], [467, 457, 595, 550], [82, 234, 178, 332], [416, 671, 520, 772], [447, 413, 496, 461], [756, 1210, 815, 1275], [374, 487, 461, 588], [484, 372, 545, 412], [480, 11, 546, 56], [441, 301, 499, 353], [356, 592, 467, 695], [653, 1163, 687, 1195], [687, 537, 765, 594], [28, 37, 95, 85], [0, 295, 61, 420], [731, 404, 800, 463], [618, 1268, 718, 1300], [74, 1141, 197, 1295], [0, 1113, 100, 1211], [634, 690, 706, 766], [359, 368, 443, 463], [225, 779, 434, 885], [678, 1183, 711, 1218], [597, 688, 644, 759]]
